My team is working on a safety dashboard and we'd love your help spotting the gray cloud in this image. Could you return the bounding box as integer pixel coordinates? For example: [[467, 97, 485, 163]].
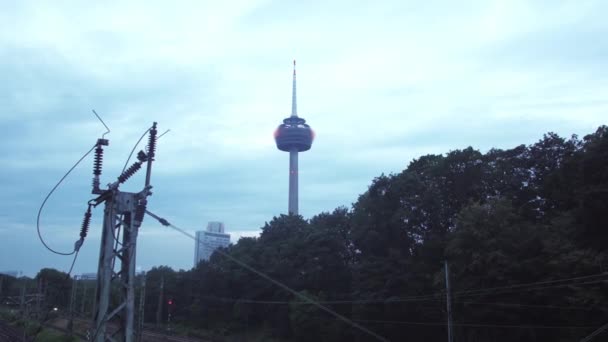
[[1, 0, 606, 276]]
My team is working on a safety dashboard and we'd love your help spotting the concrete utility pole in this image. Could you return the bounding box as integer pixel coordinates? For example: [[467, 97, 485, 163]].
[[19, 283, 25, 317], [36, 278, 42, 319], [69, 277, 77, 333], [445, 261, 454, 342], [91, 122, 158, 342], [156, 276, 164, 327], [81, 281, 87, 315], [136, 273, 146, 342]]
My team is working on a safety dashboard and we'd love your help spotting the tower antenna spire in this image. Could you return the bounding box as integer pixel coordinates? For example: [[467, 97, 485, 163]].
[[291, 60, 297, 117]]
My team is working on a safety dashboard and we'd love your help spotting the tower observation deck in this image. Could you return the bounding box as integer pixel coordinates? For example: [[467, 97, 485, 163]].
[[274, 61, 314, 215]]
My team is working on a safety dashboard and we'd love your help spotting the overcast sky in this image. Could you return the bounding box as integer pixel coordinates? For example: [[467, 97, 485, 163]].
[[1, 0, 606, 276]]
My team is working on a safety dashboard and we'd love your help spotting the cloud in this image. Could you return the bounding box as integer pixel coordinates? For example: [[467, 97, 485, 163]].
[[1, 0, 606, 276]]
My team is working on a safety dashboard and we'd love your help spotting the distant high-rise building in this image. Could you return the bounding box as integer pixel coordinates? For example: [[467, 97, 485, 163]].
[[77, 273, 97, 280], [194, 221, 231, 266]]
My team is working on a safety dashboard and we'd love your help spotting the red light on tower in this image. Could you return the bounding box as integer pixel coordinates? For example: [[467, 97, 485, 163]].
[[168, 299, 173, 305]]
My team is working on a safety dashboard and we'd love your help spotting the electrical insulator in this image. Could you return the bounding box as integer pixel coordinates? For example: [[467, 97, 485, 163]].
[[147, 123, 157, 160], [118, 162, 142, 184], [80, 205, 92, 239], [93, 145, 104, 176]]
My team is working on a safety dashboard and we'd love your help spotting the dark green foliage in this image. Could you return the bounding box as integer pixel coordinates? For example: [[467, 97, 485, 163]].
[[36, 268, 71, 310], [29, 126, 608, 341]]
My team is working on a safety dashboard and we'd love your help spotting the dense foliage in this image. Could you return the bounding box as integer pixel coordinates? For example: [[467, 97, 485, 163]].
[[6, 126, 606, 341], [144, 126, 608, 341]]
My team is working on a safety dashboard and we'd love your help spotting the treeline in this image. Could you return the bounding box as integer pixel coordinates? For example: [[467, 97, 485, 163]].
[[6, 126, 607, 341], [143, 126, 608, 341]]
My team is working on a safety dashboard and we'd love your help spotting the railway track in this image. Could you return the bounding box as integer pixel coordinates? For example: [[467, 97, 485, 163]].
[[141, 330, 206, 342], [59, 317, 206, 342]]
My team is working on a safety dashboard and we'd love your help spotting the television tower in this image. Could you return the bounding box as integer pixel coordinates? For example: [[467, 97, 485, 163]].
[[274, 60, 314, 215]]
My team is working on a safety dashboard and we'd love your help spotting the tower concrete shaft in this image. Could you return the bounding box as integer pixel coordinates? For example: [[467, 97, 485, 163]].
[[289, 60, 299, 215], [289, 149, 298, 215]]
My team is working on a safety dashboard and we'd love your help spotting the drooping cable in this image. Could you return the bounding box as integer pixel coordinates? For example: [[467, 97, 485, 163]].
[[120, 126, 168, 178], [37, 144, 97, 256], [121, 128, 150, 175], [66, 251, 80, 277]]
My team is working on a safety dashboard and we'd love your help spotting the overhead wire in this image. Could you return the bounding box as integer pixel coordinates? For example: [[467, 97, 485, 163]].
[[451, 273, 608, 297], [66, 251, 80, 277], [121, 127, 169, 175], [121, 128, 150, 175], [455, 300, 602, 311], [145, 210, 390, 342], [347, 318, 599, 330], [451, 279, 608, 299], [579, 321, 608, 342], [187, 281, 607, 308], [37, 144, 97, 256], [245, 276, 605, 305]]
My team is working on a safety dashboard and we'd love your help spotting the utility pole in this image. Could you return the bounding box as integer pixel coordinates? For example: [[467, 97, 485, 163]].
[[34, 278, 41, 319], [91, 122, 158, 342], [136, 273, 146, 342], [81, 281, 87, 315], [156, 276, 164, 327], [445, 260, 454, 342], [19, 283, 25, 318], [69, 277, 77, 334], [0, 275, 4, 297]]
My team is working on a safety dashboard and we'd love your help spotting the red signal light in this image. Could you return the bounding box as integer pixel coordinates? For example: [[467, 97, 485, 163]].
[[168, 300, 173, 305]]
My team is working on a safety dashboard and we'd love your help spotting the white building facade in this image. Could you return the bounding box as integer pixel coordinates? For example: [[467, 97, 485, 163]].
[[194, 221, 231, 266]]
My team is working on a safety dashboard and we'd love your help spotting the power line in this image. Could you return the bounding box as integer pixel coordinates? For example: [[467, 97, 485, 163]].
[[188, 287, 606, 310], [146, 210, 390, 342], [455, 300, 602, 311], [210, 278, 606, 305], [37, 144, 97, 256], [121, 127, 169, 174], [351, 318, 598, 330], [312, 274, 608, 305], [121, 128, 150, 174], [452, 273, 608, 297], [452, 279, 608, 299], [580, 321, 608, 342]]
